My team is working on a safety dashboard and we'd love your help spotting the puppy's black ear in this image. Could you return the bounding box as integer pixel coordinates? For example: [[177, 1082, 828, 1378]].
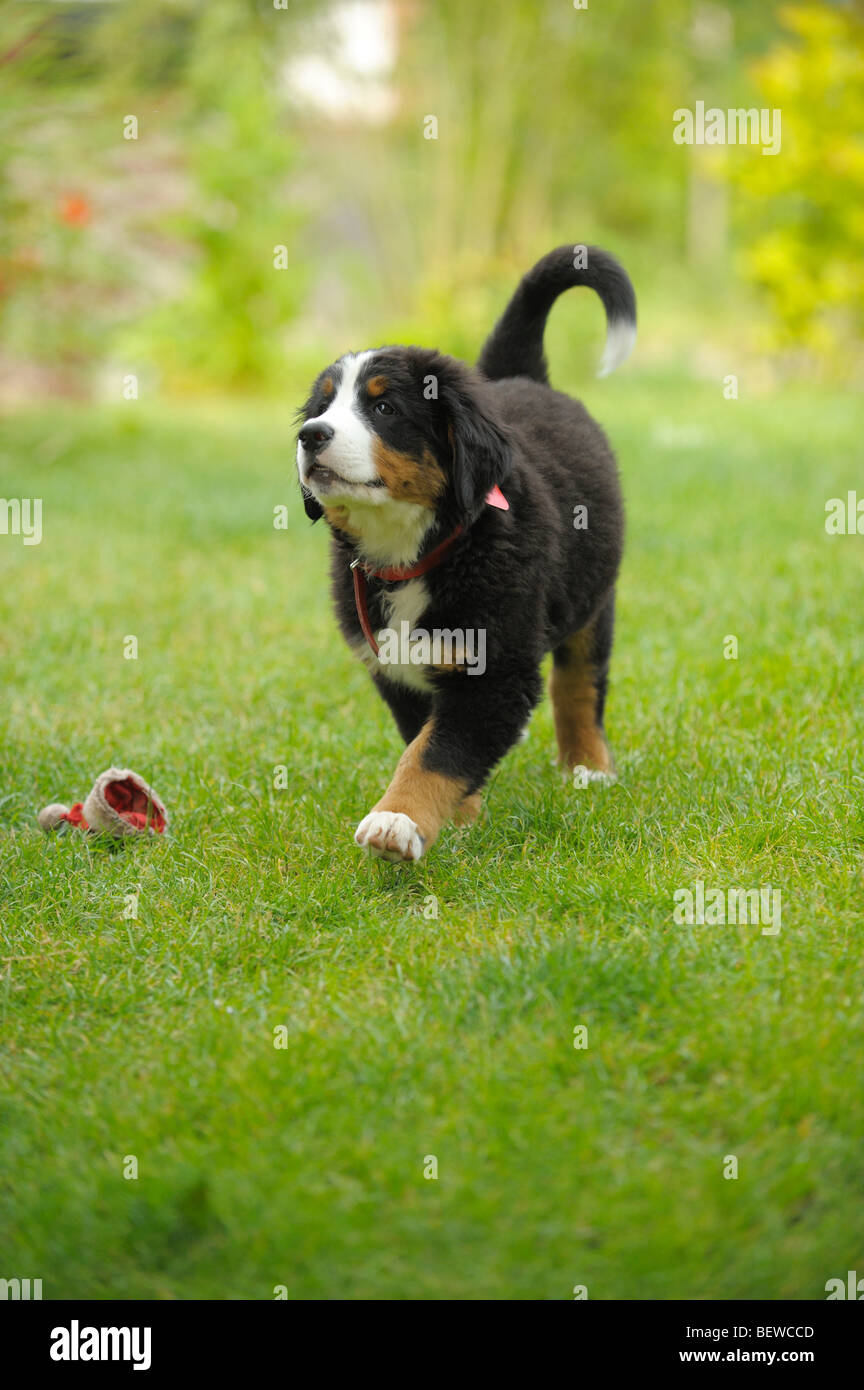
[[302, 487, 324, 523], [437, 362, 512, 522]]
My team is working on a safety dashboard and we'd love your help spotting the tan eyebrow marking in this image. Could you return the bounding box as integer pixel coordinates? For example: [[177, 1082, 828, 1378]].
[[321, 376, 335, 397], [366, 376, 389, 398]]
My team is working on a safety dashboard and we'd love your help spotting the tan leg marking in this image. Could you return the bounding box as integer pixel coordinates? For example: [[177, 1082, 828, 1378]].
[[371, 721, 468, 849], [549, 625, 613, 773], [453, 791, 482, 827]]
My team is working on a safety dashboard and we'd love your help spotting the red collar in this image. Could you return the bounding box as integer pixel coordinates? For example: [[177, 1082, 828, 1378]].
[[350, 484, 508, 656]]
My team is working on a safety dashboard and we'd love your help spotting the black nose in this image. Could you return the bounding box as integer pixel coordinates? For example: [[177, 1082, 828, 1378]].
[[299, 421, 334, 454]]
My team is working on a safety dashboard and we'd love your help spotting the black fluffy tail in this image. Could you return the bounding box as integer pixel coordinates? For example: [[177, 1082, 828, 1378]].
[[477, 244, 636, 385]]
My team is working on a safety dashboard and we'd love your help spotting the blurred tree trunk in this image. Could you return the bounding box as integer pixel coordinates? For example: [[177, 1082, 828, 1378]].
[[686, 2, 731, 267]]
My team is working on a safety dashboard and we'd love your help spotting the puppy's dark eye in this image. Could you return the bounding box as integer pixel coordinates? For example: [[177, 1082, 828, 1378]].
[[374, 399, 397, 416]]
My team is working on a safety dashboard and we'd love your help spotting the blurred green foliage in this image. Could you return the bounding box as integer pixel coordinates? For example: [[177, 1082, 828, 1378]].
[[730, 3, 864, 365], [0, 0, 308, 391], [0, 0, 861, 395], [121, 3, 307, 390]]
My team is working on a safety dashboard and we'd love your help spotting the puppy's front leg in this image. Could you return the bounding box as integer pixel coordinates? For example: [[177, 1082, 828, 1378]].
[[355, 670, 542, 862], [354, 721, 467, 863]]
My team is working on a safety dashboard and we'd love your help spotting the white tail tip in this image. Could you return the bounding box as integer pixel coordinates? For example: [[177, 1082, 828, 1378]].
[[598, 317, 637, 377]]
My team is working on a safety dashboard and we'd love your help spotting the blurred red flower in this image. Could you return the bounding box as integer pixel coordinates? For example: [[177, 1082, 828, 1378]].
[[59, 194, 91, 226]]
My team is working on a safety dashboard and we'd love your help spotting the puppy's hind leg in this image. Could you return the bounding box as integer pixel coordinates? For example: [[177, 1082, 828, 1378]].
[[453, 790, 483, 827], [549, 596, 616, 779]]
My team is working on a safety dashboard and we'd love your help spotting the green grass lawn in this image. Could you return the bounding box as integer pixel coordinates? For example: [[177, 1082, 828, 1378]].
[[1, 372, 862, 1300]]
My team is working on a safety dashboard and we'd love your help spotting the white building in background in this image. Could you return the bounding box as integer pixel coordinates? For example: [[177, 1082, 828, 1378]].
[[282, 0, 398, 123]]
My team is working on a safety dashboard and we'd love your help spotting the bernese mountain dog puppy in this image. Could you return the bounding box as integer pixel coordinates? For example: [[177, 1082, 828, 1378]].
[[296, 244, 636, 862]]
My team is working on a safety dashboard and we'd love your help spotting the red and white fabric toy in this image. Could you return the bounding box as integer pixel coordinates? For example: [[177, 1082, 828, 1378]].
[[38, 767, 167, 838]]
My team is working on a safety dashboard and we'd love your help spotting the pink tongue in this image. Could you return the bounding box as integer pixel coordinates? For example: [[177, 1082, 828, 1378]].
[[485, 484, 509, 511]]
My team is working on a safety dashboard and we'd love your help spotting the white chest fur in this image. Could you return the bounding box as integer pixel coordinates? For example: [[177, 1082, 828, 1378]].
[[351, 577, 434, 691]]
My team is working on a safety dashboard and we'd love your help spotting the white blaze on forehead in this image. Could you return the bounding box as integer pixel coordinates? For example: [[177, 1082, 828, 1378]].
[[303, 350, 378, 483], [329, 349, 375, 416]]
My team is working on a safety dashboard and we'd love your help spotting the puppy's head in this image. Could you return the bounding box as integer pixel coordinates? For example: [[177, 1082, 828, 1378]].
[[296, 348, 511, 556]]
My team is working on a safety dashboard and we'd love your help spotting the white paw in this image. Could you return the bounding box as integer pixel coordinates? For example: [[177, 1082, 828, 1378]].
[[570, 765, 617, 787], [354, 810, 425, 862]]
